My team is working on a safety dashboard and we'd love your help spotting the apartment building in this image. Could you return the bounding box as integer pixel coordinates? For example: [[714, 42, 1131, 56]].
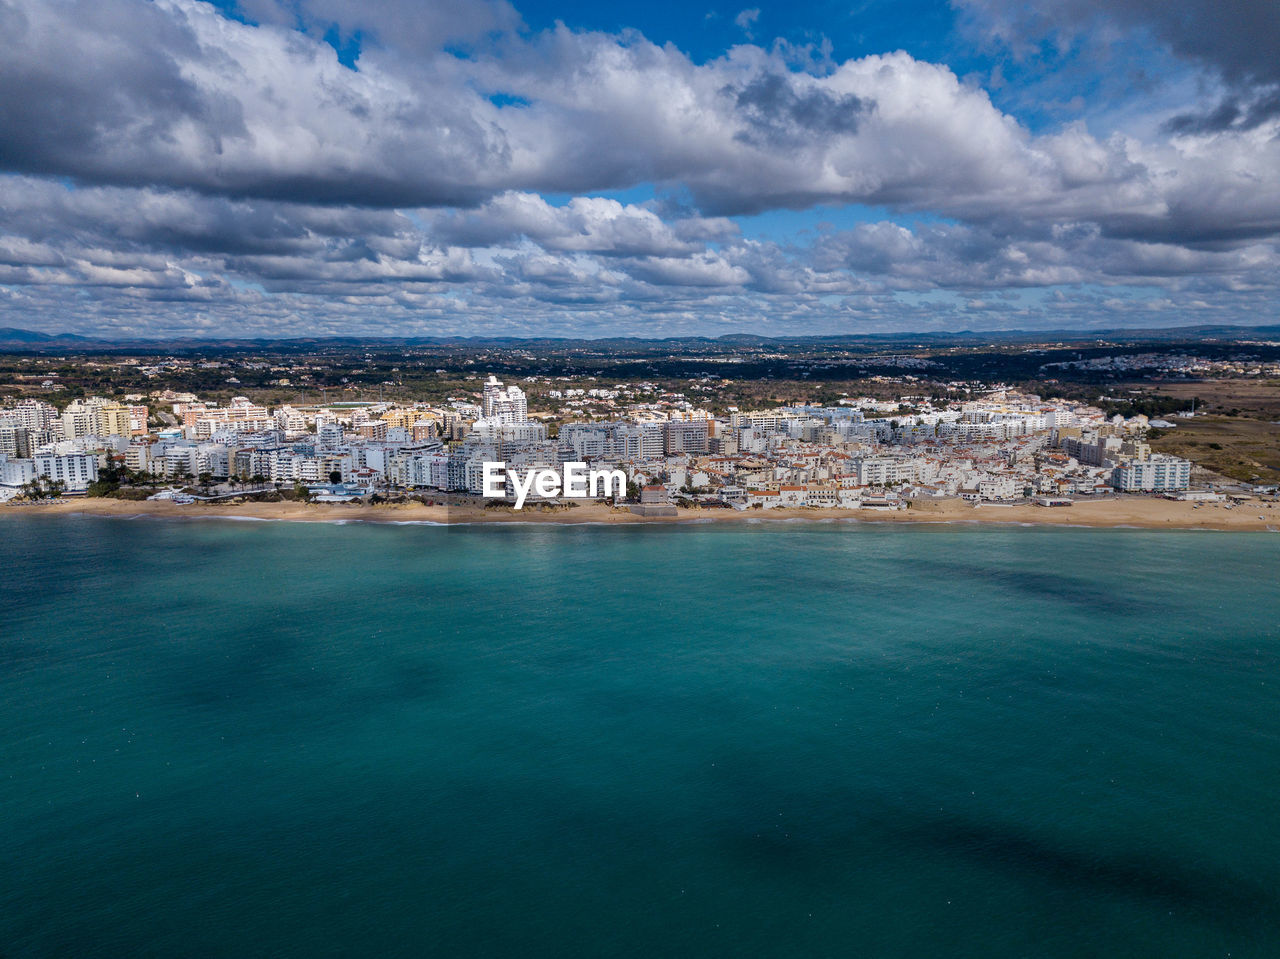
[[1112, 455, 1191, 492], [34, 452, 99, 491]]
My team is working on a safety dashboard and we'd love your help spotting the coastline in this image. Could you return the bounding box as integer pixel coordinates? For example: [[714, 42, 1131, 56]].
[[6, 495, 1279, 531]]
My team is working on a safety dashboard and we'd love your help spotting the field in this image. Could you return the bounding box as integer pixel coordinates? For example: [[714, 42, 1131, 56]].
[[1139, 378, 1280, 418], [1122, 380, 1280, 482], [1149, 416, 1280, 483]]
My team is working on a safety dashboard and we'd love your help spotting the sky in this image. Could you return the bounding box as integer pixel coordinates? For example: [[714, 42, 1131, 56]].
[[1, 0, 1279, 339]]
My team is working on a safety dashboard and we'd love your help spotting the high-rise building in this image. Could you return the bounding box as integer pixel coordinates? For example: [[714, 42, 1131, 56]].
[[96, 404, 133, 437], [0, 423, 32, 458], [12, 399, 57, 432], [317, 423, 345, 450], [61, 402, 97, 440], [34, 452, 99, 491], [1111, 455, 1191, 492], [664, 419, 709, 456], [481, 376, 528, 424]]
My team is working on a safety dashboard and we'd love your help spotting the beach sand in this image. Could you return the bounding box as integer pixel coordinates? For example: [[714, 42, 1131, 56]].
[[7, 495, 1279, 531]]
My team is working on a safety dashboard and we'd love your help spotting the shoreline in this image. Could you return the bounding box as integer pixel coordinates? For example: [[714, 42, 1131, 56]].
[[6, 496, 1279, 531]]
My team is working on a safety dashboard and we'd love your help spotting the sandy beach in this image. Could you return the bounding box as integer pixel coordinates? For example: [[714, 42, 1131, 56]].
[[5, 495, 1278, 531]]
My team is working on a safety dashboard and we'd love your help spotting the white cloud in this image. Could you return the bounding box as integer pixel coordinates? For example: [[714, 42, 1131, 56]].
[[429, 192, 737, 257], [1, 0, 1280, 335]]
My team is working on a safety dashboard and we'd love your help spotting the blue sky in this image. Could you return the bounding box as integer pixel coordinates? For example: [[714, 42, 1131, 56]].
[[0, 0, 1278, 338], [515, 0, 957, 63], [220, 0, 962, 68]]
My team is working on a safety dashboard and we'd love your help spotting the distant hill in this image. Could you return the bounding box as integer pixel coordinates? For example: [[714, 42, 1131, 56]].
[[0, 328, 97, 346], [0, 323, 1278, 352]]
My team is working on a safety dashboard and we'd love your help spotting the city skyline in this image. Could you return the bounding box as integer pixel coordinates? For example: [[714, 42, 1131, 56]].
[[0, 369, 1239, 508], [2, 0, 1280, 338]]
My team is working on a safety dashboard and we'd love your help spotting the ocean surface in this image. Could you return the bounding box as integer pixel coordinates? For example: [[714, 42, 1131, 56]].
[[2, 517, 1278, 958]]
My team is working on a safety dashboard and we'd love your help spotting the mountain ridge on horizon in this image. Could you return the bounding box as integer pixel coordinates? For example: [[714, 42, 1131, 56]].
[[2, 324, 1279, 351]]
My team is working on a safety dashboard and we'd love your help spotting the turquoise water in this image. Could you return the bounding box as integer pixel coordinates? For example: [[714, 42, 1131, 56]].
[[2, 517, 1279, 958]]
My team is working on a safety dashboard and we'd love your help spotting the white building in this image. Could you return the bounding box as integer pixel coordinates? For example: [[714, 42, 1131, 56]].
[[34, 452, 99, 491], [317, 423, 344, 450], [977, 476, 1023, 501], [1112, 454, 1191, 492], [0, 455, 37, 487], [615, 422, 665, 460], [10, 399, 57, 432], [124, 443, 152, 474], [852, 456, 917, 486], [468, 418, 546, 445], [60, 404, 97, 441], [559, 423, 613, 460], [481, 376, 528, 424], [162, 446, 200, 479], [395, 450, 449, 489], [197, 443, 231, 478], [665, 419, 709, 455]]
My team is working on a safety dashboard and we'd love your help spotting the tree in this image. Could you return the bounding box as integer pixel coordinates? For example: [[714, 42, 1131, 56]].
[[86, 478, 118, 498], [22, 478, 66, 501], [328, 470, 342, 485]]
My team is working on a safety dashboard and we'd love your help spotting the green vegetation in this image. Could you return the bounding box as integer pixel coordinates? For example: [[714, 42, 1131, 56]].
[[1150, 417, 1280, 482], [18, 478, 65, 500], [4, 336, 1276, 417], [1095, 394, 1195, 420]]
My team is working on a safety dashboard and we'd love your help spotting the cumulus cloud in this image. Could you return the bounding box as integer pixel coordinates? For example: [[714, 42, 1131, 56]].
[[812, 217, 1280, 294], [956, 0, 1280, 132], [232, 0, 523, 54], [727, 71, 871, 148], [3, 0, 1276, 236], [0, 0, 1187, 220], [0, 0, 1279, 336], [429, 192, 738, 257], [0, 0, 508, 206]]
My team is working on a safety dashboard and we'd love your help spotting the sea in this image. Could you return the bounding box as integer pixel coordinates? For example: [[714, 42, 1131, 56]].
[[2, 516, 1278, 958]]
